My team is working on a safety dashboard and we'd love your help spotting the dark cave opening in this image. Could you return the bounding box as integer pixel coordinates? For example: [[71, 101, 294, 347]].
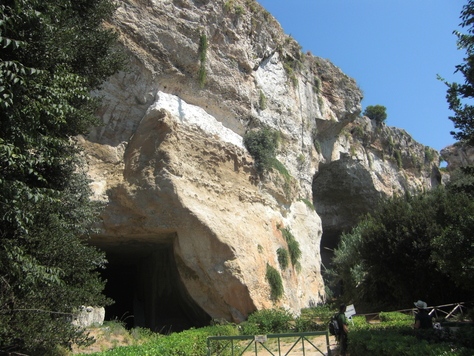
[[90, 236, 211, 333]]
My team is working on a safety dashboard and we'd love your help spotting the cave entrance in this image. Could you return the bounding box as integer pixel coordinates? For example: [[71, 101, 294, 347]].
[[89, 234, 211, 333]]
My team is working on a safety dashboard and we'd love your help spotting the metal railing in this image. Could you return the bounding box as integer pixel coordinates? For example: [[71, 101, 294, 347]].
[[207, 331, 331, 356]]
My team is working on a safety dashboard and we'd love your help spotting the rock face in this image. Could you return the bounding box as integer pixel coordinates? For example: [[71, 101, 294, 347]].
[[72, 307, 105, 328], [441, 144, 474, 171], [82, 0, 441, 328]]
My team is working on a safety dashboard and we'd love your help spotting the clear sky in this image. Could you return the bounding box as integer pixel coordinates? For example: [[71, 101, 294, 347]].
[[257, 0, 467, 154]]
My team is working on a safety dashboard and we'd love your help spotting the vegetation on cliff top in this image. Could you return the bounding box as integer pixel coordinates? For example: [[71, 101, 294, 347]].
[[331, 0, 474, 312]]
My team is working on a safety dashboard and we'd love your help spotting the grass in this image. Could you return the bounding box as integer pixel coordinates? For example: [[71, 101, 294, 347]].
[[74, 308, 474, 356]]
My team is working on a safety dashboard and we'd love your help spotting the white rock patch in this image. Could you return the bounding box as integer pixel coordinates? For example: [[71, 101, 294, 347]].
[[147, 91, 244, 148]]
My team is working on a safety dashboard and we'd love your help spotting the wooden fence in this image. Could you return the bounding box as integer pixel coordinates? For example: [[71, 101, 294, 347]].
[[359, 302, 470, 322]]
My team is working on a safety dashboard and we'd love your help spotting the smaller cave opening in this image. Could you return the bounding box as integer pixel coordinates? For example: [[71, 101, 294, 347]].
[[90, 234, 211, 333]]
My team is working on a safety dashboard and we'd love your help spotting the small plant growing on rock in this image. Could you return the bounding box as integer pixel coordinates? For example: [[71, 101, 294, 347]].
[[299, 198, 315, 211], [280, 228, 301, 267], [394, 149, 402, 168], [266, 263, 284, 300], [425, 146, 434, 163], [198, 34, 208, 88], [258, 90, 267, 110], [277, 248, 289, 269]]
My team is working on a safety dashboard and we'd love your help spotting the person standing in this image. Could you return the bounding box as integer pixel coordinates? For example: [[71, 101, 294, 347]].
[[336, 303, 349, 356], [413, 300, 434, 329]]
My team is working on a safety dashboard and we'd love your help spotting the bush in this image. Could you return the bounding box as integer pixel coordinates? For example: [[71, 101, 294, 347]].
[[379, 312, 413, 323], [86, 325, 237, 356], [277, 248, 289, 270], [265, 264, 284, 300], [347, 329, 456, 356], [363, 105, 387, 122], [243, 308, 293, 334], [243, 128, 279, 173]]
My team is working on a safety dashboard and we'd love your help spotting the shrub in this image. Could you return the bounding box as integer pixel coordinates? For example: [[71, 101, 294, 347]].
[[287, 239, 301, 266], [224, 0, 234, 12], [198, 34, 208, 88], [363, 105, 387, 122], [243, 128, 279, 173], [277, 248, 289, 269], [425, 146, 434, 163], [279, 228, 302, 266], [379, 312, 413, 323], [235, 5, 245, 16], [313, 76, 321, 94], [244, 308, 293, 334], [301, 304, 334, 322], [293, 317, 322, 332], [394, 149, 402, 168], [265, 263, 284, 300]]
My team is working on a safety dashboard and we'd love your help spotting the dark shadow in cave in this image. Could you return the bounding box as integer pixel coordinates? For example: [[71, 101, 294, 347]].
[[90, 234, 211, 333]]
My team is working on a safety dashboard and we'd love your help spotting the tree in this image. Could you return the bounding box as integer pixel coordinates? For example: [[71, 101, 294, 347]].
[[0, 0, 124, 353], [363, 105, 387, 123], [443, 0, 474, 145], [331, 188, 474, 311]]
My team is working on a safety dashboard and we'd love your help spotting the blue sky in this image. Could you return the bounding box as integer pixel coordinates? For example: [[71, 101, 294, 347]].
[[257, 0, 467, 154]]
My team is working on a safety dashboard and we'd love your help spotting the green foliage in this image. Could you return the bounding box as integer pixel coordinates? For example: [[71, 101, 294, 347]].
[[297, 153, 305, 164], [425, 146, 435, 163], [350, 145, 357, 157], [86, 325, 238, 356], [283, 60, 298, 87], [242, 308, 293, 334], [198, 34, 208, 88], [276, 247, 289, 270], [440, 2, 474, 146], [265, 263, 284, 301], [353, 125, 365, 138], [0, 0, 124, 353], [235, 5, 245, 16], [243, 128, 279, 173], [279, 228, 302, 267], [331, 187, 474, 310], [313, 138, 321, 154], [394, 149, 402, 168], [363, 105, 387, 122], [379, 312, 413, 322], [299, 198, 315, 211], [313, 76, 321, 93], [258, 90, 267, 110], [224, 0, 234, 12], [348, 329, 459, 356]]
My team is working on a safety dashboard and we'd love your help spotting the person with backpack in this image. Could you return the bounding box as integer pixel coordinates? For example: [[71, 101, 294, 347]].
[[336, 303, 349, 356]]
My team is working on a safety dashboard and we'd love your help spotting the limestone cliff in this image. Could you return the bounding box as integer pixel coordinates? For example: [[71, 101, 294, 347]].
[[441, 144, 474, 171], [81, 0, 441, 328]]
